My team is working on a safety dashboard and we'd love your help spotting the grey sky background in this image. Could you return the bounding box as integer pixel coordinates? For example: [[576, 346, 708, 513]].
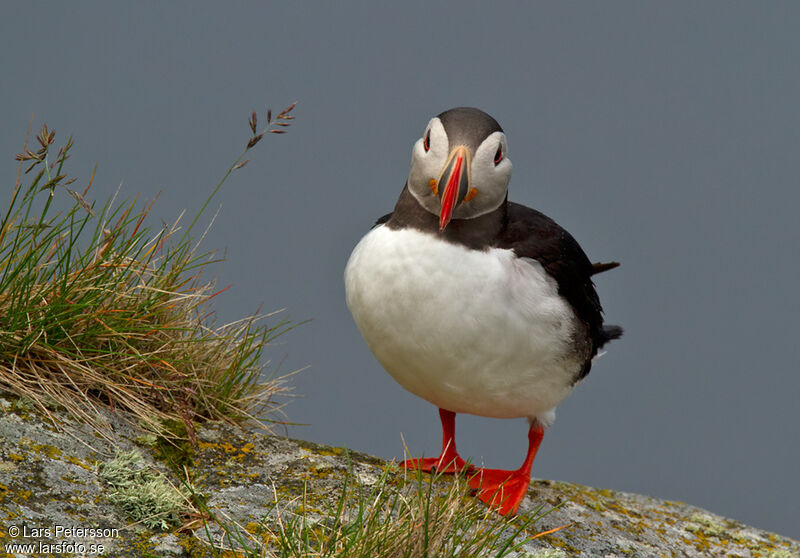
[[2, 2, 798, 539]]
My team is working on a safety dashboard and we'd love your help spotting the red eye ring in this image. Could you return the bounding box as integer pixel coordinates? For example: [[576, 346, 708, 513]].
[[494, 146, 503, 165], [423, 131, 431, 152]]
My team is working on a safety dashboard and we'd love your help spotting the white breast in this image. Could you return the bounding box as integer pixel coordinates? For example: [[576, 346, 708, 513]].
[[344, 225, 583, 423]]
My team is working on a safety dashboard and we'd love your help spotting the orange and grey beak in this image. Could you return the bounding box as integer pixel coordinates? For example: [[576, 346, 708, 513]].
[[437, 145, 471, 231]]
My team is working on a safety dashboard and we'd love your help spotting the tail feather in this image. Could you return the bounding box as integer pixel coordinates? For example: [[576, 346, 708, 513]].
[[591, 261, 620, 275], [598, 325, 623, 348]]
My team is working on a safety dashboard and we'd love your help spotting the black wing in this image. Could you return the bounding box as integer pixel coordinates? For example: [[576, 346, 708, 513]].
[[498, 202, 621, 379], [373, 212, 392, 228]]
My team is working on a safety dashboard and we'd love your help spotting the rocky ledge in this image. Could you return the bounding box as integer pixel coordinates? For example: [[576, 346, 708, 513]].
[[0, 392, 797, 558]]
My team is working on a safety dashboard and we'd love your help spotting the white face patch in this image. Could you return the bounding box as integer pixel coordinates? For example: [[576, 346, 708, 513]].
[[408, 117, 449, 216], [407, 120, 512, 222], [453, 131, 512, 220]]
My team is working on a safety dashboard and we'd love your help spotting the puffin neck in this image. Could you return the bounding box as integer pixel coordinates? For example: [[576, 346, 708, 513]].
[[386, 185, 506, 251]]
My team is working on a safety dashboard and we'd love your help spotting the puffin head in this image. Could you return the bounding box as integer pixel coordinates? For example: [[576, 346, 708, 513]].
[[407, 107, 512, 231]]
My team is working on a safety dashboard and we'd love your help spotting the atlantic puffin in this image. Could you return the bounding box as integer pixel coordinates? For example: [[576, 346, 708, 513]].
[[344, 107, 622, 515]]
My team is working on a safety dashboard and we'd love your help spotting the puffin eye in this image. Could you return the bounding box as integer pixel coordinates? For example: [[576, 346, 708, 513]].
[[423, 130, 431, 152], [494, 145, 503, 165]]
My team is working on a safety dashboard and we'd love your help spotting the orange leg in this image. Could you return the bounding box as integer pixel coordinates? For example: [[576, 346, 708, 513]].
[[468, 422, 544, 515], [402, 408, 473, 474]]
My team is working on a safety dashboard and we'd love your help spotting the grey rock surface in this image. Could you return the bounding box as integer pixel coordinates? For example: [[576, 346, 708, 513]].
[[0, 391, 797, 557]]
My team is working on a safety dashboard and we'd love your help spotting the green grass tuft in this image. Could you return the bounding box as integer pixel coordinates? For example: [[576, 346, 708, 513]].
[[194, 457, 564, 557], [0, 105, 297, 439]]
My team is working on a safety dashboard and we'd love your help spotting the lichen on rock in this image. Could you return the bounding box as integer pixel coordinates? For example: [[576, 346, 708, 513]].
[[0, 391, 798, 557]]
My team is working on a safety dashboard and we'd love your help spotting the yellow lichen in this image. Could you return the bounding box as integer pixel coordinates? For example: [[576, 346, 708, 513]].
[[219, 442, 237, 454], [64, 454, 93, 471], [685, 513, 727, 537], [22, 439, 62, 459], [313, 446, 345, 457], [15, 489, 32, 500]]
